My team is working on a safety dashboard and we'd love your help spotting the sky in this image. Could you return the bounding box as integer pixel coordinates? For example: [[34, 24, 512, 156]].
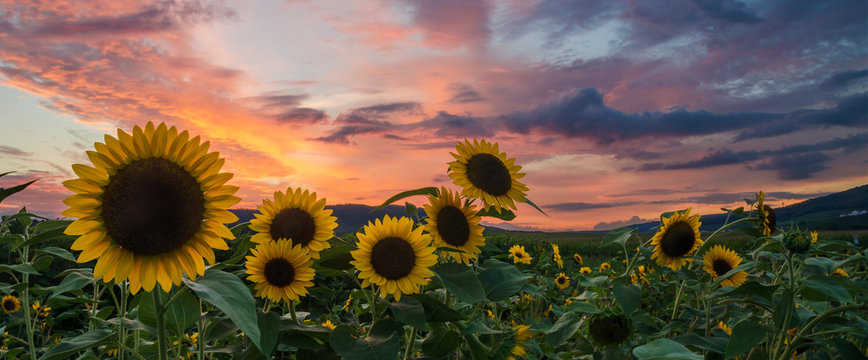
[[0, 0, 866, 231]]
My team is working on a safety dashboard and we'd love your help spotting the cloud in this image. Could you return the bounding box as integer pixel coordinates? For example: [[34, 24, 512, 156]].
[[545, 201, 637, 212], [690, 0, 763, 23], [0, 145, 32, 157], [734, 94, 868, 141], [414, 111, 492, 138], [593, 215, 654, 230], [821, 69, 868, 88], [275, 108, 327, 124], [404, 0, 492, 48], [313, 101, 422, 143], [350, 102, 423, 119], [447, 83, 485, 103]]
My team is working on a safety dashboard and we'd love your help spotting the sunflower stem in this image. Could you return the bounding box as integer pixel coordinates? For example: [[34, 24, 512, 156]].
[[289, 301, 299, 324], [118, 282, 128, 360], [21, 245, 37, 360], [90, 281, 100, 330], [402, 326, 418, 360], [153, 292, 167, 360], [670, 280, 686, 321], [198, 299, 207, 360], [370, 286, 380, 323], [776, 303, 868, 360]]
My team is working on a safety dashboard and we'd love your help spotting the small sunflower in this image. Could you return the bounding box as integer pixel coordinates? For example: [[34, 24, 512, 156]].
[[630, 273, 639, 284], [551, 243, 563, 269], [1, 296, 21, 314], [809, 231, 818, 244], [506, 324, 532, 360], [833, 268, 849, 277], [573, 253, 583, 265], [508, 245, 532, 265], [717, 321, 732, 336], [321, 320, 337, 330], [350, 215, 437, 301], [580, 266, 592, 275], [599, 262, 611, 272], [651, 208, 703, 270], [245, 240, 316, 303], [555, 273, 570, 289], [63, 122, 240, 294], [448, 139, 529, 213], [755, 191, 776, 236], [341, 295, 353, 311], [702, 245, 747, 287], [248, 187, 338, 259], [423, 187, 485, 264]]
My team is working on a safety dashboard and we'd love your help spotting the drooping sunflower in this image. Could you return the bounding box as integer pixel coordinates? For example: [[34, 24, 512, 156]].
[[717, 321, 732, 336], [755, 191, 776, 236], [580, 266, 592, 275], [573, 253, 583, 265], [350, 215, 437, 301], [506, 324, 532, 360], [321, 320, 337, 330], [245, 240, 316, 303], [63, 122, 240, 294], [1, 296, 20, 314], [555, 273, 570, 289], [248, 187, 338, 259], [702, 245, 747, 287], [588, 313, 631, 345], [508, 245, 532, 265], [650, 208, 703, 270], [423, 187, 485, 264], [833, 268, 849, 277], [448, 139, 529, 213], [551, 243, 563, 269]]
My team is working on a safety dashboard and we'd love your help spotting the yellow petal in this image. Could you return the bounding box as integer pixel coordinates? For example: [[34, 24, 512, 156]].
[[71, 164, 108, 186], [77, 240, 110, 263], [63, 179, 103, 195], [141, 259, 157, 292], [71, 231, 107, 251], [65, 219, 102, 235]]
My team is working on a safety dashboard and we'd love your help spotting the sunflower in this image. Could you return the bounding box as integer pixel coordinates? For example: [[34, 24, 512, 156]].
[[580, 267, 592, 275], [506, 324, 532, 360], [650, 208, 703, 270], [555, 273, 570, 289], [321, 320, 336, 330], [756, 191, 776, 236], [62, 122, 240, 294], [1, 296, 20, 314], [508, 245, 532, 265], [551, 243, 563, 269], [588, 313, 631, 345], [573, 253, 583, 265], [717, 321, 732, 336], [702, 245, 747, 287], [423, 187, 485, 264], [448, 139, 529, 213], [245, 240, 316, 303], [350, 215, 437, 301], [599, 262, 611, 272], [248, 187, 338, 259], [833, 268, 849, 277]]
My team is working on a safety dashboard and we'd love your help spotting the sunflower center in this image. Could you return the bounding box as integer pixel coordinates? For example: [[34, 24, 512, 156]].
[[557, 277, 566, 285], [712, 259, 733, 277], [660, 221, 697, 258], [270, 208, 316, 246], [264, 258, 296, 287], [3, 299, 16, 311], [466, 153, 511, 196], [102, 158, 205, 256], [589, 315, 630, 345], [370, 237, 416, 280], [436, 206, 471, 247]]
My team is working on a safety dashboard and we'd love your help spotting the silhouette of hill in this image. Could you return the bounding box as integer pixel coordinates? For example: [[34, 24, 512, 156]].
[[230, 204, 418, 236]]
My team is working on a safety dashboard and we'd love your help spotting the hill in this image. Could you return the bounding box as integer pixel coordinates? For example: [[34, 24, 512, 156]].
[[230, 204, 414, 236]]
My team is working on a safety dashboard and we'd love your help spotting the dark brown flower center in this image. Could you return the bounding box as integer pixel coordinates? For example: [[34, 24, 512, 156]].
[[264, 258, 295, 287], [436, 206, 470, 247], [3, 299, 16, 311], [466, 153, 511, 196], [660, 221, 697, 258], [102, 158, 205, 256], [712, 259, 733, 277], [589, 314, 630, 345], [370, 237, 416, 280], [762, 205, 777, 234], [557, 276, 567, 285], [270, 208, 316, 246]]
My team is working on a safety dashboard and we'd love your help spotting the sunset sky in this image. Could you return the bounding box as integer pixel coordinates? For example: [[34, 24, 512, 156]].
[[1, 0, 866, 231]]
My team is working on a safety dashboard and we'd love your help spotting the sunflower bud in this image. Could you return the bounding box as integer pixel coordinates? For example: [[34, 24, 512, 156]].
[[783, 230, 811, 254]]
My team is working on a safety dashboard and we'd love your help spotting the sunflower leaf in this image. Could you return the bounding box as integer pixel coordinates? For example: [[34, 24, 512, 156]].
[[612, 282, 642, 316], [522, 197, 547, 216], [330, 319, 401, 360], [545, 311, 582, 347], [600, 227, 635, 248], [184, 269, 262, 352], [478, 259, 531, 302], [373, 187, 439, 211], [0, 178, 37, 205], [724, 320, 767, 359], [39, 328, 114, 360], [633, 338, 703, 360], [710, 262, 754, 288], [432, 263, 487, 304], [475, 207, 516, 221]]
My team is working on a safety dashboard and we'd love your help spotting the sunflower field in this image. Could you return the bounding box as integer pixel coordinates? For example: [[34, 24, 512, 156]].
[[1, 122, 866, 359]]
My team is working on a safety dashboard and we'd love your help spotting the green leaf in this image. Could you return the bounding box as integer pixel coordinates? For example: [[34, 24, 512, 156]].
[[35, 247, 77, 263], [258, 311, 281, 356], [184, 269, 262, 351], [385, 296, 426, 329], [164, 289, 201, 336], [773, 289, 796, 329], [460, 318, 506, 336], [409, 294, 463, 322], [48, 270, 94, 300], [463, 334, 489, 360], [421, 327, 461, 358], [710, 262, 754, 287], [0, 178, 37, 205], [673, 334, 727, 354], [330, 319, 401, 360], [475, 207, 516, 221], [136, 292, 160, 330], [14, 223, 74, 251], [522, 197, 547, 216], [404, 202, 419, 218], [801, 276, 853, 303], [39, 329, 114, 360], [477, 259, 531, 302], [0, 263, 39, 275], [612, 282, 641, 316], [600, 227, 635, 248], [716, 281, 780, 302], [374, 187, 438, 211], [725, 320, 767, 359], [562, 301, 601, 314], [545, 311, 581, 347], [317, 244, 355, 271], [432, 263, 487, 304], [633, 338, 703, 360]]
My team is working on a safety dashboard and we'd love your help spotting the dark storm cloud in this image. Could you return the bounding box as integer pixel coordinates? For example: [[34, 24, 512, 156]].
[[545, 201, 638, 212], [313, 102, 422, 143], [821, 69, 868, 88], [275, 108, 327, 124], [448, 83, 486, 103], [690, 0, 763, 23], [414, 111, 492, 138], [735, 95, 868, 141]]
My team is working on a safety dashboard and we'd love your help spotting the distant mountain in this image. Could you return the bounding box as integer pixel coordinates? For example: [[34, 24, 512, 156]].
[[230, 204, 420, 236], [624, 185, 868, 233]]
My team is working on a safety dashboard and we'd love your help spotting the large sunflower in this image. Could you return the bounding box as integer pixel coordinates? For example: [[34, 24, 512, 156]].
[[63, 122, 240, 294], [755, 191, 776, 236], [650, 208, 703, 270], [1, 295, 20, 314], [448, 139, 529, 213], [423, 187, 485, 264], [350, 216, 437, 301], [702, 245, 747, 287], [248, 187, 338, 259], [245, 240, 315, 303]]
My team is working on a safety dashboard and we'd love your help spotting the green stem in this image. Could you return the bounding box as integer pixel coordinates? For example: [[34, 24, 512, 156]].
[[198, 301, 207, 360], [670, 280, 686, 321], [118, 343, 148, 360], [371, 286, 380, 323], [119, 282, 128, 360], [90, 281, 100, 330], [289, 301, 299, 324], [21, 245, 37, 360], [402, 327, 418, 360], [776, 303, 868, 360], [153, 293, 167, 360]]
